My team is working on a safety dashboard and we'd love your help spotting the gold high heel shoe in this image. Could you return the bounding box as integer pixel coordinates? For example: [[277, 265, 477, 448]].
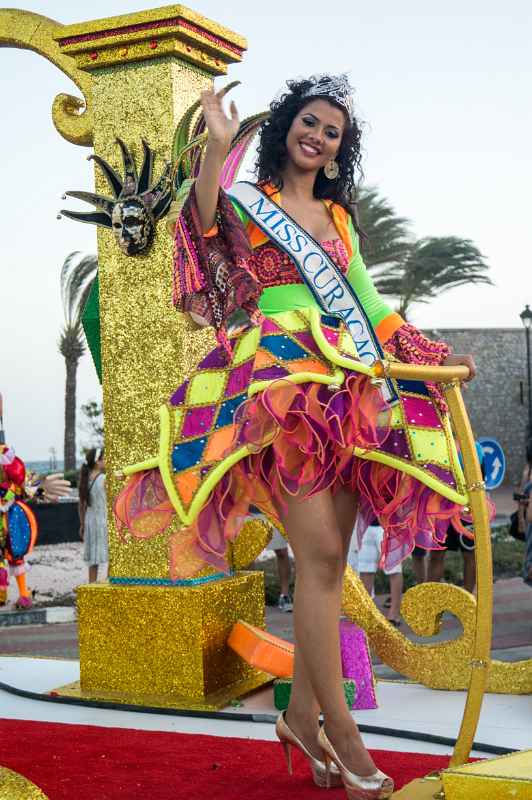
[[318, 727, 394, 799], [275, 711, 342, 788]]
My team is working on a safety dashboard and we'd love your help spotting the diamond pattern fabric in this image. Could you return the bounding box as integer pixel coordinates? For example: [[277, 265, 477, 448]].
[[164, 308, 465, 516]]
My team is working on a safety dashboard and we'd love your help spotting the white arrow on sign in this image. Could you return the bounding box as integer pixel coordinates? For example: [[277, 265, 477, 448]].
[[491, 457, 502, 481]]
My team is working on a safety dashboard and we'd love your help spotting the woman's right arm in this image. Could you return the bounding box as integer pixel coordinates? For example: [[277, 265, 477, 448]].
[[195, 89, 240, 232]]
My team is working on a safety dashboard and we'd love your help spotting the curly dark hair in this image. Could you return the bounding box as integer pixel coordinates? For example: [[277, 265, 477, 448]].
[[255, 78, 363, 220]]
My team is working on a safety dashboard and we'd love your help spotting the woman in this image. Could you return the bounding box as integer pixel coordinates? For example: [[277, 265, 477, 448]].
[[116, 75, 475, 799], [79, 448, 107, 583]]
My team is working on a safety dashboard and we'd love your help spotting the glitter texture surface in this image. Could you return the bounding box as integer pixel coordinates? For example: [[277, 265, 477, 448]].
[[55, 667, 272, 713], [273, 678, 355, 711], [55, 5, 246, 75], [343, 570, 480, 691], [339, 619, 377, 710], [229, 518, 272, 569], [91, 57, 215, 580], [0, 768, 49, 800], [76, 573, 266, 704], [442, 751, 532, 800]]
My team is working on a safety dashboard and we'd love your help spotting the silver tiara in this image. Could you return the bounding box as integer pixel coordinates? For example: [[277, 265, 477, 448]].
[[300, 74, 355, 120]]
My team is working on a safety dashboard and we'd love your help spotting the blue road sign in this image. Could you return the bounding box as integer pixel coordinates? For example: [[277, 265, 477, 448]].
[[477, 437, 506, 490]]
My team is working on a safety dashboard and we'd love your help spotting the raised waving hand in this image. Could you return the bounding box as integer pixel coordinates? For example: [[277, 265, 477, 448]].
[[195, 88, 240, 232], [200, 88, 240, 150]]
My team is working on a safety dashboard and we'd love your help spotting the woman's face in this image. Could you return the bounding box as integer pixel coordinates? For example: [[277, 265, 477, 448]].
[[285, 99, 346, 173]]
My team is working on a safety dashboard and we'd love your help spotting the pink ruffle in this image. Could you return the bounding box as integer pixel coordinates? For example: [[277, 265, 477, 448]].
[[115, 376, 470, 579], [186, 375, 464, 576], [351, 459, 465, 570], [114, 469, 174, 541]]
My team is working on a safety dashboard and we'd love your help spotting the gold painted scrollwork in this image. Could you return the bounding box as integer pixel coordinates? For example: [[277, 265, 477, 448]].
[[342, 569, 532, 694], [0, 9, 93, 146]]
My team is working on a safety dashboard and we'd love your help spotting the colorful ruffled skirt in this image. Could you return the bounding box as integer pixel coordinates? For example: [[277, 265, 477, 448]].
[[115, 308, 470, 578]]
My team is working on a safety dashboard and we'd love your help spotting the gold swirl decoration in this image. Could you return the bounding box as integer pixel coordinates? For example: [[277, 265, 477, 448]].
[[0, 767, 49, 800], [342, 569, 532, 695], [0, 9, 93, 146]]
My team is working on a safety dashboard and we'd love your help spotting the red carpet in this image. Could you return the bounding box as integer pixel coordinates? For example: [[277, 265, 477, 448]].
[[0, 718, 453, 799]]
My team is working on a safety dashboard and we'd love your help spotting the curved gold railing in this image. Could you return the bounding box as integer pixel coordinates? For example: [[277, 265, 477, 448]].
[[347, 359, 491, 773], [0, 9, 93, 146]]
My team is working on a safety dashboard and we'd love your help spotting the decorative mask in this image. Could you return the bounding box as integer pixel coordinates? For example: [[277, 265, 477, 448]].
[[60, 138, 172, 256], [111, 196, 154, 256]]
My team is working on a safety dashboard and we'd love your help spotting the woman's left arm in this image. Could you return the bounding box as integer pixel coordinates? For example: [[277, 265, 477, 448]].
[[345, 217, 476, 380]]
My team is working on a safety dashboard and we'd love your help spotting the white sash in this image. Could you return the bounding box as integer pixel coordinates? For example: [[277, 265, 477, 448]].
[[228, 182, 397, 404]]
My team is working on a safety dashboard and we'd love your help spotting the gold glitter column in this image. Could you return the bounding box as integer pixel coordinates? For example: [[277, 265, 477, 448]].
[[55, 6, 247, 580], [48, 7, 273, 708]]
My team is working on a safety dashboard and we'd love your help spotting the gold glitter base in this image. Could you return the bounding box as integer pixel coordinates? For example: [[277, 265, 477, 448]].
[[76, 573, 266, 704], [0, 767, 49, 800], [390, 775, 443, 799], [441, 750, 532, 800], [54, 668, 271, 712]]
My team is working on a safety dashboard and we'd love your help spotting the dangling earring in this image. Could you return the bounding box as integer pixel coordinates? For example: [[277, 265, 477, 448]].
[[324, 159, 339, 180]]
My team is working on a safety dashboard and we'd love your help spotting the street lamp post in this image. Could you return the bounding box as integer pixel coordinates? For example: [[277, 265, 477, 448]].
[[520, 304, 532, 437]]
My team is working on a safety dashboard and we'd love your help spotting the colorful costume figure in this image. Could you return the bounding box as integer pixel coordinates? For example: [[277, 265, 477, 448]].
[[0, 445, 38, 607], [115, 181, 472, 579]]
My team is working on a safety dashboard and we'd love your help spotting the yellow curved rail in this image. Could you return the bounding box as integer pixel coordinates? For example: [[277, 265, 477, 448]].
[[0, 9, 93, 146], [372, 361, 490, 767]]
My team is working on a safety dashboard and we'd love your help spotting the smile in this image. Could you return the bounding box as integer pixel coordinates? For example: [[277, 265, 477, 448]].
[[299, 141, 321, 157]]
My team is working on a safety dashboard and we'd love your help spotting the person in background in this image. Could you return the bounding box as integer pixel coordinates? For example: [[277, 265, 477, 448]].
[[516, 440, 532, 538], [519, 439, 532, 585], [347, 519, 403, 626], [0, 442, 71, 608], [427, 518, 476, 593], [427, 442, 486, 594], [251, 507, 294, 611], [268, 524, 294, 612], [78, 448, 107, 583], [524, 493, 532, 587], [410, 547, 427, 585]]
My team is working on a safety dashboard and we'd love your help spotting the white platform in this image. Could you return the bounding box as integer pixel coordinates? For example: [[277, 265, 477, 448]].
[[1, 657, 530, 757]]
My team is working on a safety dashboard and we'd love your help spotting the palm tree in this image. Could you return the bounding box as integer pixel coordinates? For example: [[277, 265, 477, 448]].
[[353, 187, 493, 320], [372, 236, 493, 319], [59, 252, 98, 472], [355, 187, 411, 270]]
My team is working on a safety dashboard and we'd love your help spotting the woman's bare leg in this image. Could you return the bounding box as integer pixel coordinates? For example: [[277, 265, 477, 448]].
[[333, 485, 359, 565], [284, 486, 358, 758], [281, 488, 376, 776]]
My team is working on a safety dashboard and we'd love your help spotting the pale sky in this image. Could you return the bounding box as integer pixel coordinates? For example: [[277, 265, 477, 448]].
[[2, 0, 531, 459]]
